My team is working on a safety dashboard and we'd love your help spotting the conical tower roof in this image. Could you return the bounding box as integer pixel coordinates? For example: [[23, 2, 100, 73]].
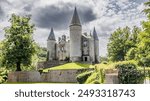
[[48, 28, 56, 41], [70, 7, 81, 26], [93, 27, 99, 40]]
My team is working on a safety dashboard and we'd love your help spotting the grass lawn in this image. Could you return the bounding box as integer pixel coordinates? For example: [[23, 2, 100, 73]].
[[43, 62, 94, 72]]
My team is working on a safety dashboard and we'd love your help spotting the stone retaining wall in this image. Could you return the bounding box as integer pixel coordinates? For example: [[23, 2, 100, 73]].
[[8, 68, 94, 83], [8, 71, 41, 83], [8, 69, 119, 84]]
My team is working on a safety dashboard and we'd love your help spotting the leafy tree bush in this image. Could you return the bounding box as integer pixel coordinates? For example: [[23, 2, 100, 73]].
[[115, 61, 145, 84], [125, 48, 137, 60], [0, 68, 9, 84], [76, 71, 93, 84], [85, 69, 105, 84], [132, 1, 150, 67], [2, 14, 36, 71], [99, 68, 105, 83], [107, 26, 141, 62], [85, 72, 98, 84], [100, 56, 108, 64], [115, 61, 137, 69], [138, 56, 150, 67]]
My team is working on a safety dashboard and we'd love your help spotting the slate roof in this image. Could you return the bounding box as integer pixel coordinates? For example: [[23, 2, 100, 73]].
[[48, 28, 56, 41], [70, 7, 81, 26]]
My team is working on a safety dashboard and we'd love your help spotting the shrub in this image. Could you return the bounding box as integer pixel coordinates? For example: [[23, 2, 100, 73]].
[[138, 67, 150, 78], [115, 61, 137, 69], [85, 68, 105, 84], [125, 48, 136, 60], [85, 72, 98, 84], [116, 61, 145, 84], [99, 68, 105, 83], [148, 70, 150, 79], [76, 71, 93, 84], [138, 56, 150, 67], [101, 61, 108, 64], [0, 68, 9, 84]]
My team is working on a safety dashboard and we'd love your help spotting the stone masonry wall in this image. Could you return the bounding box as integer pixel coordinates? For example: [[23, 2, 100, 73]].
[[8, 68, 94, 83], [8, 71, 41, 83]]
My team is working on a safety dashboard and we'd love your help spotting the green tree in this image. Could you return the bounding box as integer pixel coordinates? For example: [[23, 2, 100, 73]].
[[143, 0, 150, 17], [2, 14, 36, 71], [108, 27, 130, 61], [125, 26, 141, 60], [107, 26, 140, 62], [134, 1, 150, 66]]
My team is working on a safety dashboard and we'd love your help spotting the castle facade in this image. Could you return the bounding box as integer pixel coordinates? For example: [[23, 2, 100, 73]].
[[47, 7, 99, 63]]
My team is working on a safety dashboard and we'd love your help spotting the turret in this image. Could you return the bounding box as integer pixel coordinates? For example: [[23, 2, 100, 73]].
[[69, 7, 82, 62], [47, 28, 57, 61], [93, 27, 99, 63], [89, 31, 95, 63]]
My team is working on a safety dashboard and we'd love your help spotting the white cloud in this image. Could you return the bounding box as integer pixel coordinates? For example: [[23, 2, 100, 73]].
[[0, 0, 147, 56]]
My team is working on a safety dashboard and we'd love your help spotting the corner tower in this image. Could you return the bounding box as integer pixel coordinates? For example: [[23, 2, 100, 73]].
[[47, 28, 56, 61], [69, 7, 82, 62]]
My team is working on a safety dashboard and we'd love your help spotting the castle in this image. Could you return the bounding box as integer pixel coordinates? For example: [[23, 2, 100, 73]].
[[47, 7, 99, 63]]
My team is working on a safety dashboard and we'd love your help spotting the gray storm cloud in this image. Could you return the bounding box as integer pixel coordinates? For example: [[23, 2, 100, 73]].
[[32, 3, 97, 30], [0, 6, 4, 19]]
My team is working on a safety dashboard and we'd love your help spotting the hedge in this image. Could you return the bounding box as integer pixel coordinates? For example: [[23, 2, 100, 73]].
[[116, 61, 145, 84], [76, 71, 93, 84]]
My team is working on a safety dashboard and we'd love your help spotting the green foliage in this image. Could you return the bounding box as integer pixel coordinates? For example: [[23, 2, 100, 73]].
[[125, 48, 137, 60], [85, 72, 98, 84], [1, 14, 36, 71], [36, 46, 47, 62], [131, 1, 150, 67], [0, 41, 3, 67], [76, 71, 93, 84], [107, 26, 140, 62], [143, 1, 150, 17], [148, 70, 150, 79], [0, 68, 9, 84], [85, 68, 105, 84], [77, 64, 107, 84], [114, 61, 137, 69], [135, 24, 150, 66], [138, 56, 150, 67], [100, 56, 108, 64], [116, 61, 145, 84], [99, 68, 105, 83]]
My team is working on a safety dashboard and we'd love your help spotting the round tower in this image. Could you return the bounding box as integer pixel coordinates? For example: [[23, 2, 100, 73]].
[[69, 7, 82, 62], [47, 28, 56, 61]]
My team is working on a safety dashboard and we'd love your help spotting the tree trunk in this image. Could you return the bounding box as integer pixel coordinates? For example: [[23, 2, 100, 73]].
[[16, 62, 21, 71]]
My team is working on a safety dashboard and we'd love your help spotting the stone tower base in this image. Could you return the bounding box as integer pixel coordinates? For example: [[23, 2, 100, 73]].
[[70, 56, 81, 62]]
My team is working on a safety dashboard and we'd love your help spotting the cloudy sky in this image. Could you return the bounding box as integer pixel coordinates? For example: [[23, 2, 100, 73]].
[[0, 0, 148, 56]]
